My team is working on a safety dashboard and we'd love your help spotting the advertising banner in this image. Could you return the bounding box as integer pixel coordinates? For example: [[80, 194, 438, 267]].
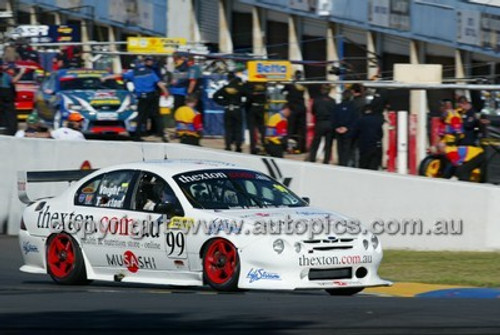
[[247, 61, 292, 82], [127, 37, 187, 54], [6, 24, 80, 43]]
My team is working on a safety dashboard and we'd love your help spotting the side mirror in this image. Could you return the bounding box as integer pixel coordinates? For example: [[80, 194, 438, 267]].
[[155, 202, 184, 217], [302, 197, 310, 205]]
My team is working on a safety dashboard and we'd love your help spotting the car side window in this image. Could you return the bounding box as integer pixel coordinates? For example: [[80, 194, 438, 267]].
[[74, 175, 103, 207], [94, 170, 135, 209], [133, 172, 180, 213]]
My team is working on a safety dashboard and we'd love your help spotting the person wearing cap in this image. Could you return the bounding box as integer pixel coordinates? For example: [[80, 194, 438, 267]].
[[350, 94, 387, 170], [0, 60, 25, 135], [103, 61, 169, 141], [308, 84, 337, 164], [15, 112, 51, 138], [50, 112, 86, 141]]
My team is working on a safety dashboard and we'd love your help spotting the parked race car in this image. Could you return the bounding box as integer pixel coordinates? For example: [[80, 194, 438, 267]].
[[18, 160, 389, 294], [34, 69, 137, 135], [3, 60, 44, 120]]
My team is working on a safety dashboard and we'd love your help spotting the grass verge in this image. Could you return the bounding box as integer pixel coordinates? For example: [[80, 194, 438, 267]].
[[379, 250, 500, 287]]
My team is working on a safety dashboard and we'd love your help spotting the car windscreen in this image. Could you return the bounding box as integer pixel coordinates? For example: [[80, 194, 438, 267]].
[[173, 169, 307, 209], [59, 77, 124, 90]]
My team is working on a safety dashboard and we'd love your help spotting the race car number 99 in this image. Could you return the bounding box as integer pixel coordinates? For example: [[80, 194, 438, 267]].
[[166, 232, 186, 259]]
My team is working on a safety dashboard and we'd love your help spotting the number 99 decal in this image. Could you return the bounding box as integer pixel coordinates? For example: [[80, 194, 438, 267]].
[[166, 232, 186, 259]]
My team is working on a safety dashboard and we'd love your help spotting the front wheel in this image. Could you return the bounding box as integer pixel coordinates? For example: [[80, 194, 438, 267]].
[[325, 287, 364, 296], [202, 239, 240, 291], [46, 233, 89, 285]]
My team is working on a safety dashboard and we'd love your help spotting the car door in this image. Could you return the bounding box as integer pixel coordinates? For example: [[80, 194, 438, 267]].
[[73, 169, 142, 272], [127, 171, 189, 272]]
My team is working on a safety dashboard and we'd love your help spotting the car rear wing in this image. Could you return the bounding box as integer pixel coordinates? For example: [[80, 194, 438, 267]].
[[17, 169, 97, 204]]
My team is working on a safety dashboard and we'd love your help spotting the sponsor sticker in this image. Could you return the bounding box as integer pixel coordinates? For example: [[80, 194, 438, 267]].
[[246, 268, 281, 283], [22, 241, 39, 255], [106, 250, 157, 273]]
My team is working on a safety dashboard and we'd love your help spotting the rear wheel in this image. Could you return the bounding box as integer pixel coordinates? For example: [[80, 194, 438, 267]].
[[203, 239, 240, 291], [46, 233, 89, 285], [325, 287, 364, 296]]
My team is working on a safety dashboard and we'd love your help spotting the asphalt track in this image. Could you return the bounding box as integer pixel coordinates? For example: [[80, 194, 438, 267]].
[[1, 236, 500, 335]]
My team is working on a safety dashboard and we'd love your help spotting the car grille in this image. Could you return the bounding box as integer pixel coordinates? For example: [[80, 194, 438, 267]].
[[302, 237, 355, 251], [308, 267, 352, 281]]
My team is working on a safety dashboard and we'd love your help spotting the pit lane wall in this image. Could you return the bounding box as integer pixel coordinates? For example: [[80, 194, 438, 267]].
[[2, 135, 500, 251]]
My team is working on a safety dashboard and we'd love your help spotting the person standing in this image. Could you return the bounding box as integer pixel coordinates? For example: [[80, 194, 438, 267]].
[[213, 73, 246, 152], [0, 61, 25, 135], [350, 83, 366, 167], [265, 107, 290, 158], [282, 70, 307, 153], [104, 64, 168, 141], [170, 53, 189, 114], [308, 84, 336, 164], [333, 90, 358, 166], [144, 56, 165, 140], [245, 81, 267, 154], [457, 96, 479, 146], [351, 95, 386, 170], [174, 94, 203, 146], [186, 56, 204, 121]]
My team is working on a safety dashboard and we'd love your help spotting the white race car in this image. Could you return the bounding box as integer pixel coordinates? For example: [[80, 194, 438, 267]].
[[18, 160, 390, 295]]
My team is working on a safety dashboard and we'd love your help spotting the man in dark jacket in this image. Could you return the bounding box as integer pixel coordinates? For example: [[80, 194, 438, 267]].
[[213, 73, 246, 152], [457, 96, 479, 146], [333, 90, 358, 166], [351, 95, 386, 170], [245, 81, 267, 154], [308, 85, 336, 164], [282, 70, 307, 153]]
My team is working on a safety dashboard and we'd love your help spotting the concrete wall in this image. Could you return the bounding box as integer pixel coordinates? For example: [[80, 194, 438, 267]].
[[2, 135, 500, 251]]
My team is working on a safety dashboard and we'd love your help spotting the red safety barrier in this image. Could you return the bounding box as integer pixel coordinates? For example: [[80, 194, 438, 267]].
[[430, 116, 442, 147], [386, 111, 397, 172], [408, 114, 418, 175]]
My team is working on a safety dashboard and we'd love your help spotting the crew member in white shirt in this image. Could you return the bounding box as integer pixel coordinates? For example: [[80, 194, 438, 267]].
[[51, 112, 86, 141]]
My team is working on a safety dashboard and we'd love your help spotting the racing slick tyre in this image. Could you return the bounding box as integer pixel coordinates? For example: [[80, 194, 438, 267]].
[[46, 233, 89, 285], [418, 155, 453, 179], [325, 287, 364, 296], [202, 238, 240, 292]]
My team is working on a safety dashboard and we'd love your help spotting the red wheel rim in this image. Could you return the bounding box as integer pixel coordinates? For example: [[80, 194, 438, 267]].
[[204, 239, 237, 285], [47, 235, 76, 278]]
